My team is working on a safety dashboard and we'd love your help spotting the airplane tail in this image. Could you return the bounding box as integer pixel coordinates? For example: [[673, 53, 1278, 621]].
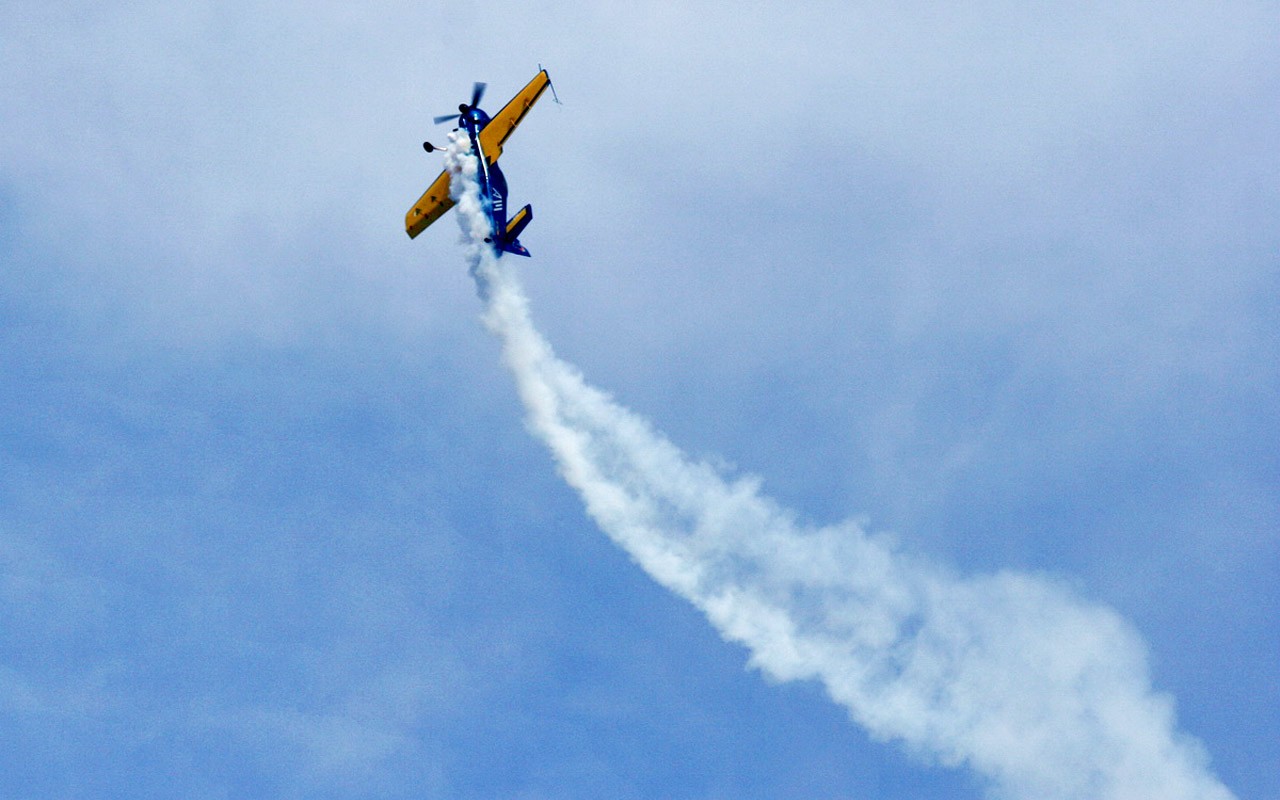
[[501, 204, 533, 257]]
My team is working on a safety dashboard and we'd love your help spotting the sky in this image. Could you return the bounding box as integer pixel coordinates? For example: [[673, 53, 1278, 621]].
[[2, 1, 1277, 799]]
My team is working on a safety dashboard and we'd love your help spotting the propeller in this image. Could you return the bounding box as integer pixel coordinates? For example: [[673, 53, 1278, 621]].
[[433, 82, 487, 125]]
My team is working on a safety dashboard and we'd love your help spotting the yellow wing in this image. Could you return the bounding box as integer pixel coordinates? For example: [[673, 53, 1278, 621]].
[[405, 169, 453, 239], [477, 69, 551, 164]]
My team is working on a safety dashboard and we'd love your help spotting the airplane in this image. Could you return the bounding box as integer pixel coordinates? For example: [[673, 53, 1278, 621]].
[[405, 69, 558, 257]]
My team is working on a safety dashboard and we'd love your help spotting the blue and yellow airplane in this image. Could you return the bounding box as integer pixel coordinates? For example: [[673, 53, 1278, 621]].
[[406, 69, 556, 257]]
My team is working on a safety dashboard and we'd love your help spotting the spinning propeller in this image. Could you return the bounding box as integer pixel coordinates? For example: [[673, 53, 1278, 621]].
[[432, 82, 487, 125], [423, 82, 486, 152]]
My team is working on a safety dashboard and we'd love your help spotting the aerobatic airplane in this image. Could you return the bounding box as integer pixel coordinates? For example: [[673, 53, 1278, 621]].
[[405, 69, 557, 257]]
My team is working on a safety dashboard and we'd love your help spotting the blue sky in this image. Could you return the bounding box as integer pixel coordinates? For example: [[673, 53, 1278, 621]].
[[2, 1, 1276, 798]]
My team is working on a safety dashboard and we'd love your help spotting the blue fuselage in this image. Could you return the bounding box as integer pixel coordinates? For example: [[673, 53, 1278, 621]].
[[458, 109, 510, 246]]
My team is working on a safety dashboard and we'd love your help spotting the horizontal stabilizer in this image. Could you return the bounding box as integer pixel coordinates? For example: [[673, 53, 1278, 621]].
[[500, 204, 533, 257], [505, 204, 532, 240]]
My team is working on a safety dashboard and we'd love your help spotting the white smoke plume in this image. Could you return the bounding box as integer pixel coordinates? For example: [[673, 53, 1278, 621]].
[[443, 135, 1236, 800]]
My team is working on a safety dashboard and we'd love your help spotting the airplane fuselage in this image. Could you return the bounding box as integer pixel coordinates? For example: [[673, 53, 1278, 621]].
[[458, 108, 526, 256]]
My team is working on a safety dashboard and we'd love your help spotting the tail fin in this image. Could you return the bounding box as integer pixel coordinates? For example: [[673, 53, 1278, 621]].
[[501, 204, 533, 257]]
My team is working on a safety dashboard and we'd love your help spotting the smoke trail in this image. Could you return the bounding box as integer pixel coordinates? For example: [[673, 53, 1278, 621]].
[[443, 136, 1235, 800]]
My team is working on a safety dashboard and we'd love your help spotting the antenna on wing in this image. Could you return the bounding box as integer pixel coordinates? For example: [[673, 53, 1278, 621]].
[[539, 64, 563, 105]]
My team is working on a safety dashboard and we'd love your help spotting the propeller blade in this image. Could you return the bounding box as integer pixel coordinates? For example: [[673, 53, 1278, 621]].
[[431, 82, 485, 127]]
